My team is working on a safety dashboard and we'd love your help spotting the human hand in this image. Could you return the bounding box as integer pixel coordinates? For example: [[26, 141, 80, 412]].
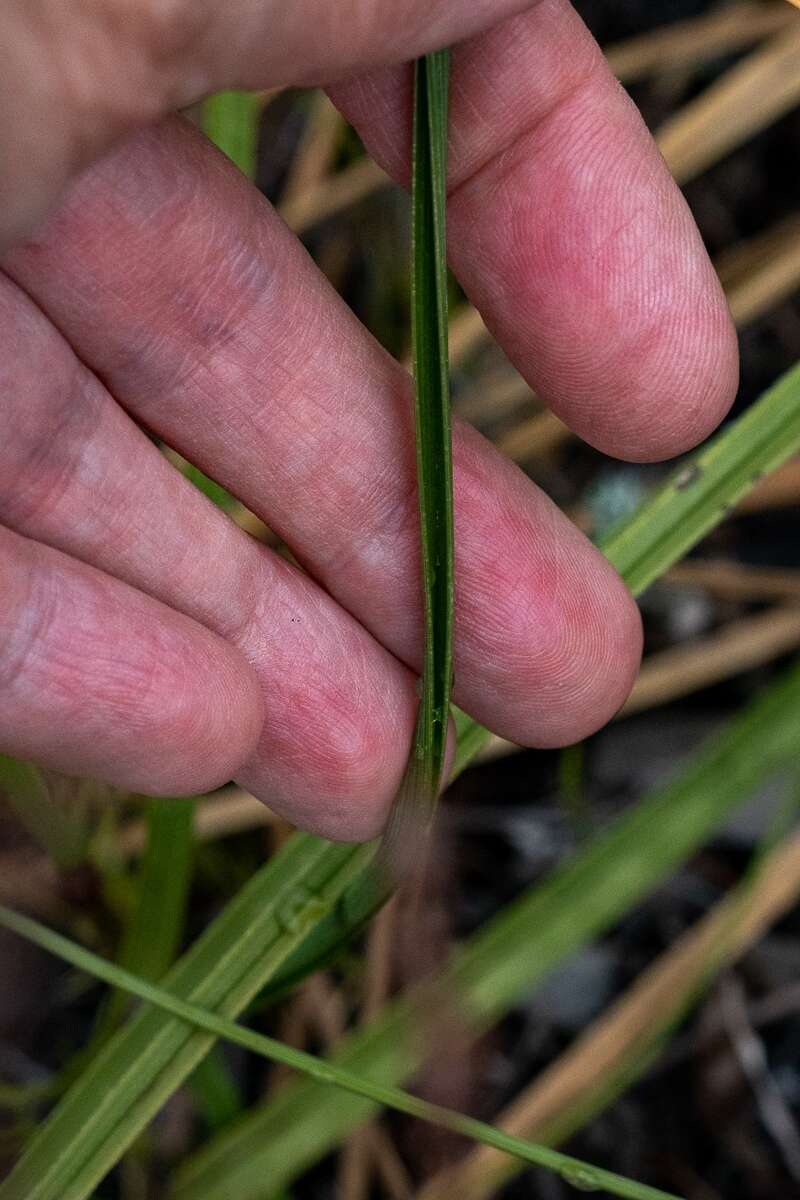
[[0, 0, 738, 840]]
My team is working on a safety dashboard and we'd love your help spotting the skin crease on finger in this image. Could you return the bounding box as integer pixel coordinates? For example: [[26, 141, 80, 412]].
[[4, 117, 643, 766]]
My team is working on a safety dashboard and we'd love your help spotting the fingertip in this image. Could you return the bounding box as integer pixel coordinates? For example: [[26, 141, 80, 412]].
[[481, 549, 643, 750], [541, 561, 643, 746], [575, 282, 740, 465], [236, 661, 419, 844], [447, 434, 644, 751]]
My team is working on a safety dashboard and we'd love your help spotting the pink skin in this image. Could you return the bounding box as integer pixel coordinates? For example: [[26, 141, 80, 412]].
[[0, 1, 738, 840]]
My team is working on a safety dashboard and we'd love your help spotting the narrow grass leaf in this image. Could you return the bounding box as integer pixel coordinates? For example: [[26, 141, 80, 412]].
[[602, 360, 800, 595], [0, 906, 682, 1200], [119, 797, 195, 985], [174, 660, 800, 1200], [382, 50, 453, 862]]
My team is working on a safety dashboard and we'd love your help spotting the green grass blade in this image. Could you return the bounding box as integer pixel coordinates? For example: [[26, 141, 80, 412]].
[[0, 836, 373, 1200], [202, 91, 261, 179], [382, 50, 453, 860], [409, 48, 453, 809], [173, 660, 800, 1200], [602, 360, 800, 594], [0, 906, 682, 1200]]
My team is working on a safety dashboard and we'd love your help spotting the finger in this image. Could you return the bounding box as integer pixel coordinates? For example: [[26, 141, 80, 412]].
[[5, 117, 643, 751], [329, 0, 739, 461], [1, 0, 540, 252], [0, 271, 420, 842], [0, 525, 264, 796]]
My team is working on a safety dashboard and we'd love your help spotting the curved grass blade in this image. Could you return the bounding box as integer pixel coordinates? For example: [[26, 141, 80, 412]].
[[381, 49, 453, 864], [0, 906, 682, 1200]]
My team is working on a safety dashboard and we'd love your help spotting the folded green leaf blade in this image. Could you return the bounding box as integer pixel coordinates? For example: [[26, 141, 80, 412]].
[[124, 797, 195, 985], [409, 47, 453, 810]]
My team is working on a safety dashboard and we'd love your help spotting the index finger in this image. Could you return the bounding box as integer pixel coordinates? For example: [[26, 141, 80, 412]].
[[330, 0, 739, 461]]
